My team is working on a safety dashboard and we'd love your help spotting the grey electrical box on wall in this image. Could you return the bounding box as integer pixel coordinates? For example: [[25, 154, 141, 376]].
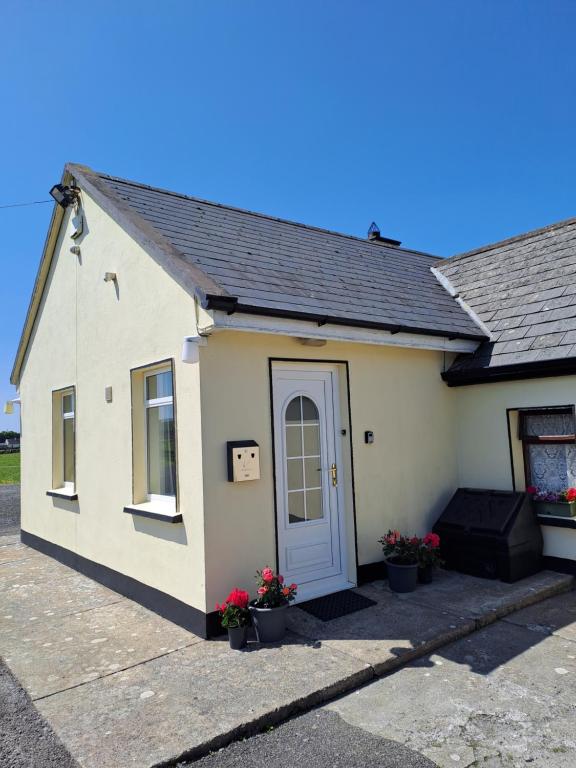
[[227, 440, 260, 482]]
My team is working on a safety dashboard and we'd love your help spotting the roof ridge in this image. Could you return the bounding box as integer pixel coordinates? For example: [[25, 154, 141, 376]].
[[95, 170, 439, 260], [438, 213, 576, 267]]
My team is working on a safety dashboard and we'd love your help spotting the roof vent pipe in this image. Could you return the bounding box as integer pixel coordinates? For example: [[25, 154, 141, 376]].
[[367, 221, 402, 247]]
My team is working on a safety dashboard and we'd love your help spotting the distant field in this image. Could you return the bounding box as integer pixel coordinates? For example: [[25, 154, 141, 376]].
[[0, 452, 20, 484]]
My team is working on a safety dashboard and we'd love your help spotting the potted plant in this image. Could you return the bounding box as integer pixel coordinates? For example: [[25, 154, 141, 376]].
[[527, 486, 576, 519], [379, 530, 420, 593], [248, 567, 297, 643], [417, 532, 442, 584], [216, 588, 251, 650]]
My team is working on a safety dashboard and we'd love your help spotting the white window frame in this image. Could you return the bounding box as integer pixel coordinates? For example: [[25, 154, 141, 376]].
[[144, 367, 176, 505], [61, 390, 75, 490]]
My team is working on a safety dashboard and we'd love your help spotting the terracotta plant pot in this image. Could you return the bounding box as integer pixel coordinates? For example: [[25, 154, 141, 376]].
[[227, 625, 248, 650], [385, 559, 418, 593], [418, 564, 434, 584], [249, 603, 288, 643]]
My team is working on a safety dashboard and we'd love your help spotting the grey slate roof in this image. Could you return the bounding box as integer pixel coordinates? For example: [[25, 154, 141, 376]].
[[93, 172, 485, 341], [436, 216, 576, 376]]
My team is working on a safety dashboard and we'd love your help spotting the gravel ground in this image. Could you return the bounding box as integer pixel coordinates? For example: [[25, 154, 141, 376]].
[[182, 709, 435, 768], [0, 660, 78, 768], [0, 484, 20, 536]]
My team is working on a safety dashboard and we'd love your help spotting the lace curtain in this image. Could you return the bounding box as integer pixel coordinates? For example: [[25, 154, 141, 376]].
[[527, 444, 576, 492], [522, 413, 575, 438], [523, 411, 576, 492]]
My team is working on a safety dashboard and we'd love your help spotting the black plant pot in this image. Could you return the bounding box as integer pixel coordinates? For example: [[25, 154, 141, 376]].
[[385, 559, 418, 593], [228, 625, 248, 650], [249, 603, 288, 643], [418, 564, 433, 584]]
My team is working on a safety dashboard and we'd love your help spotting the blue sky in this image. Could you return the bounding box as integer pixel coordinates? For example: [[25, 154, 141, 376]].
[[2, 0, 576, 429]]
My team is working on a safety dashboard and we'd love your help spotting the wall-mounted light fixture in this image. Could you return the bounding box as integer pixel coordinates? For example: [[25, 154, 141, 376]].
[[181, 336, 207, 363], [103, 272, 117, 283], [3, 397, 20, 415], [49, 184, 79, 209], [296, 337, 327, 347]]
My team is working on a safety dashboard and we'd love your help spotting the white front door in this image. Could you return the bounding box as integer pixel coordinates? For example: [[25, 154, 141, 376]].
[[272, 364, 351, 601]]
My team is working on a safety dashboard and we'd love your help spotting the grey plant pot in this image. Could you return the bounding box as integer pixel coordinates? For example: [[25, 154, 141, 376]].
[[227, 625, 248, 650], [534, 500, 576, 519], [249, 603, 288, 643], [386, 560, 418, 593]]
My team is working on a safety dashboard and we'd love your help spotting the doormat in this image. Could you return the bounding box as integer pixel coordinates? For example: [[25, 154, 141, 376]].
[[298, 590, 377, 622]]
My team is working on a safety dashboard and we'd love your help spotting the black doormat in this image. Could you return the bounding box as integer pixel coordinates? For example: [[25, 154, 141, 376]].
[[298, 590, 377, 622]]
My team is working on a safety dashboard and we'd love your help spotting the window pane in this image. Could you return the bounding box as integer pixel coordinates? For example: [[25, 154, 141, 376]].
[[63, 417, 74, 483], [285, 425, 302, 458], [306, 489, 323, 520], [62, 393, 74, 415], [285, 397, 302, 423], [303, 425, 320, 456], [146, 370, 173, 401], [304, 457, 321, 488], [288, 491, 305, 523], [147, 404, 176, 496], [302, 396, 319, 423], [287, 458, 304, 491]]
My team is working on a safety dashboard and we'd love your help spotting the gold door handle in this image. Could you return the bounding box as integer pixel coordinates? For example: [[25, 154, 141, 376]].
[[330, 463, 337, 487]]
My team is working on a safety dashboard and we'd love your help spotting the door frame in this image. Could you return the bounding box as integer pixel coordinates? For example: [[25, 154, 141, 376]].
[[268, 358, 359, 597]]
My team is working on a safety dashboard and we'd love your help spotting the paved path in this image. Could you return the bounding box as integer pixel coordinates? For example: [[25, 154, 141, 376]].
[[322, 589, 576, 768], [0, 485, 573, 768], [190, 589, 576, 768]]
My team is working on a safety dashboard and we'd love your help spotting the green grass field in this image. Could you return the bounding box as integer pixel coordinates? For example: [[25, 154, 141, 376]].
[[0, 453, 20, 484]]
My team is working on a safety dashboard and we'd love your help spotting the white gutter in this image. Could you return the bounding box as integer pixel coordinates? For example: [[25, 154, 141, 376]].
[[199, 310, 481, 354]]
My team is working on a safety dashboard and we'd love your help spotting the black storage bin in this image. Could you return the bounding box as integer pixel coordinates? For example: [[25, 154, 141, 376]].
[[433, 488, 543, 583]]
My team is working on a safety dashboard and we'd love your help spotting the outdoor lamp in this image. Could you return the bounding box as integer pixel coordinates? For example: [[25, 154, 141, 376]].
[[3, 398, 19, 415], [49, 184, 79, 208]]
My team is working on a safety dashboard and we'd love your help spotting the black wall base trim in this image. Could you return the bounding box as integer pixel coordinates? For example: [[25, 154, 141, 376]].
[[538, 516, 576, 530], [357, 561, 387, 584], [20, 530, 212, 639], [543, 555, 576, 576]]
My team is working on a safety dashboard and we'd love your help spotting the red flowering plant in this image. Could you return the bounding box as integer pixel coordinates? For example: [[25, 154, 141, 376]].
[[252, 566, 297, 608], [379, 530, 421, 565], [526, 486, 576, 503], [216, 588, 251, 629], [417, 532, 443, 568]]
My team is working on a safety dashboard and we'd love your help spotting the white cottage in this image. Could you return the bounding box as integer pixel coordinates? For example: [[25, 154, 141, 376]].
[[11, 163, 576, 636]]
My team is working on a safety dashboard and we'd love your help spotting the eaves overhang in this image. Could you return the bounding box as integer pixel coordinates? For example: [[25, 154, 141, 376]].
[[442, 357, 576, 387], [204, 294, 488, 344]]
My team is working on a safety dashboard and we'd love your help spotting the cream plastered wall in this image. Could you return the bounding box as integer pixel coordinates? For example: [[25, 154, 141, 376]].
[[199, 331, 459, 607], [18, 191, 207, 610], [453, 376, 576, 560]]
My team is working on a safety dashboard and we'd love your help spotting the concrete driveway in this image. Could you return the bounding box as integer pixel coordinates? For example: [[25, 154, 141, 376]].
[[1, 485, 574, 768], [324, 589, 576, 767], [189, 589, 576, 768]]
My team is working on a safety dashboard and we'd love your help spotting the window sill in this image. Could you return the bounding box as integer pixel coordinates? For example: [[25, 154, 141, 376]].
[[123, 502, 182, 524], [46, 489, 78, 501], [537, 515, 576, 530]]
